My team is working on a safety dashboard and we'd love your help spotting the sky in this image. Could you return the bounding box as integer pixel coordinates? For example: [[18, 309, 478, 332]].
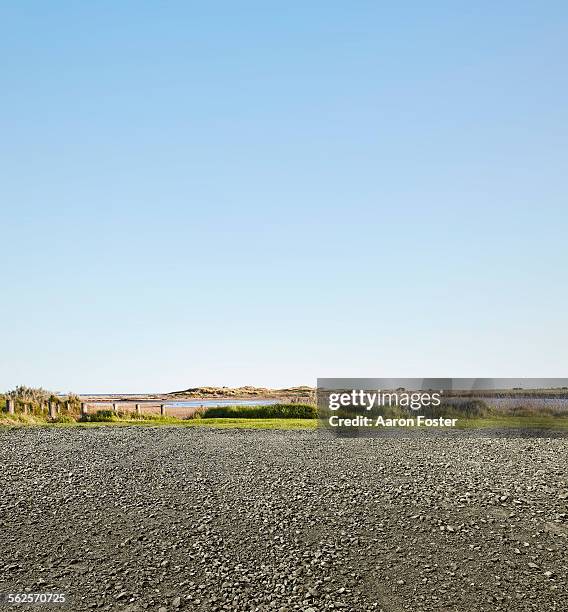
[[1, 2, 567, 393]]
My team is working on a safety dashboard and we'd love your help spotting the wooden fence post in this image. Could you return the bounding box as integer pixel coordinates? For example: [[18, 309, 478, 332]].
[[80, 403, 87, 418], [49, 402, 57, 419], [135, 403, 141, 415], [6, 399, 15, 415], [160, 404, 166, 416], [113, 403, 118, 414]]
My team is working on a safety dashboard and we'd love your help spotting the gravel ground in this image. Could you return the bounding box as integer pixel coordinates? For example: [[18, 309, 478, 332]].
[[0, 427, 567, 612]]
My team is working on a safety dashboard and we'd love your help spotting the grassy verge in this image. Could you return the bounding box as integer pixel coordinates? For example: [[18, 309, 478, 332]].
[[454, 415, 568, 429], [0, 416, 317, 430], [174, 418, 316, 429], [2, 416, 568, 430]]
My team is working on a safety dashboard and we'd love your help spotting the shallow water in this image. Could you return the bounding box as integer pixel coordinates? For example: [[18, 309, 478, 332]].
[[165, 399, 280, 408], [89, 398, 280, 409]]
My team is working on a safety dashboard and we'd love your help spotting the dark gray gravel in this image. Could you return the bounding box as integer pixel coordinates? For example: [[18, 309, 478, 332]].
[[0, 427, 567, 611]]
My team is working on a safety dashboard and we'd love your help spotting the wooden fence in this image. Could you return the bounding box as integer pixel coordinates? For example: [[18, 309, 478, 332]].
[[79, 402, 205, 419]]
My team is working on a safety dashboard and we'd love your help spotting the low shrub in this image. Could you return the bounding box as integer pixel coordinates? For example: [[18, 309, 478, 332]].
[[503, 405, 562, 417], [202, 404, 318, 419], [81, 409, 118, 422], [52, 414, 76, 423]]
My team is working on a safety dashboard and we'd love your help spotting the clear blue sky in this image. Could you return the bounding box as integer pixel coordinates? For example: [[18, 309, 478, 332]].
[[1, 2, 567, 393]]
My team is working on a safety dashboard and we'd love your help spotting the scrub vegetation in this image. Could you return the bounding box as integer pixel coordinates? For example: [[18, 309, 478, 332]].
[[0, 390, 318, 429]]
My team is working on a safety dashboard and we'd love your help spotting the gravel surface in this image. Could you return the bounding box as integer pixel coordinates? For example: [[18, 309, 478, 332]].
[[0, 427, 567, 611]]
